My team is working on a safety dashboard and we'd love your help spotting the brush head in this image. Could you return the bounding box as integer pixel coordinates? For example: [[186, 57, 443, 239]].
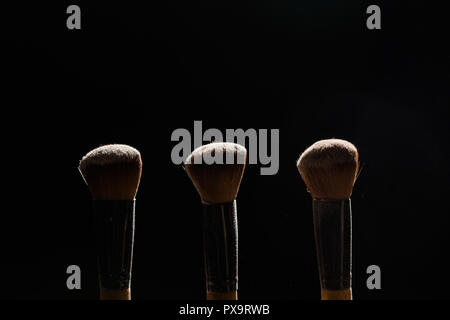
[[79, 144, 142, 200], [184, 142, 247, 204], [297, 139, 358, 200]]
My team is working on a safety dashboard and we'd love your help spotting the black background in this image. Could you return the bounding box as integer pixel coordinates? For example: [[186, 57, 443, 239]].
[[2, 0, 449, 301]]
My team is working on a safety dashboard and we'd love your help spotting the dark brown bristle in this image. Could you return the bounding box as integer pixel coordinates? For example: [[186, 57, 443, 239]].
[[297, 139, 359, 200], [184, 142, 247, 204], [79, 144, 142, 200]]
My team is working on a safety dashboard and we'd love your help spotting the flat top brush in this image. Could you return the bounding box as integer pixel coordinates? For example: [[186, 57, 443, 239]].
[[185, 142, 247, 300], [297, 139, 358, 200], [79, 144, 142, 300], [79, 144, 142, 200], [297, 139, 359, 300], [185, 142, 247, 205]]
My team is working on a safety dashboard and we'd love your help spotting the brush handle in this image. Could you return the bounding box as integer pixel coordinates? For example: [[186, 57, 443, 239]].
[[93, 200, 135, 300], [312, 199, 352, 300], [100, 288, 131, 300], [202, 201, 238, 300], [207, 291, 238, 300], [321, 288, 352, 300]]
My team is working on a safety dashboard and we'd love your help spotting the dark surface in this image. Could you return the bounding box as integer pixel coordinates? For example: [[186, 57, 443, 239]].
[[2, 1, 449, 299]]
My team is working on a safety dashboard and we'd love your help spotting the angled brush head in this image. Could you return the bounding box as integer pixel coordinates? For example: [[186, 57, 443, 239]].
[[297, 139, 359, 200], [184, 142, 247, 204], [79, 144, 142, 200]]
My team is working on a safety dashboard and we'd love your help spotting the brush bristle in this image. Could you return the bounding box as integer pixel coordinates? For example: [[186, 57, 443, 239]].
[[297, 139, 358, 200], [185, 142, 247, 204], [79, 144, 142, 200]]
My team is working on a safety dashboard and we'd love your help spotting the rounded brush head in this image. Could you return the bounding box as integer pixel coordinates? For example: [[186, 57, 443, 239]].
[[297, 139, 359, 200], [79, 144, 142, 200], [184, 142, 247, 204]]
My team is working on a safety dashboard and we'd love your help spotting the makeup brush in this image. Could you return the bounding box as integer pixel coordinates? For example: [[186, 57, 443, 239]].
[[184, 142, 247, 300], [297, 139, 359, 300], [79, 144, 142, 300]]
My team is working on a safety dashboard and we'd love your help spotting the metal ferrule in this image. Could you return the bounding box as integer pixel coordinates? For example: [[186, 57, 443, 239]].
[[93, 200, 135, 291], [202, 201, 238, 294], [312, 199, 352, 291]]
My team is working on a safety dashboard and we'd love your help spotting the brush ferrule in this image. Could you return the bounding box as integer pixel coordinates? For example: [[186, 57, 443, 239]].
[[202, 201, 238, 295], [312, 199, 352, 291], [93, 200, 135, 291]]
